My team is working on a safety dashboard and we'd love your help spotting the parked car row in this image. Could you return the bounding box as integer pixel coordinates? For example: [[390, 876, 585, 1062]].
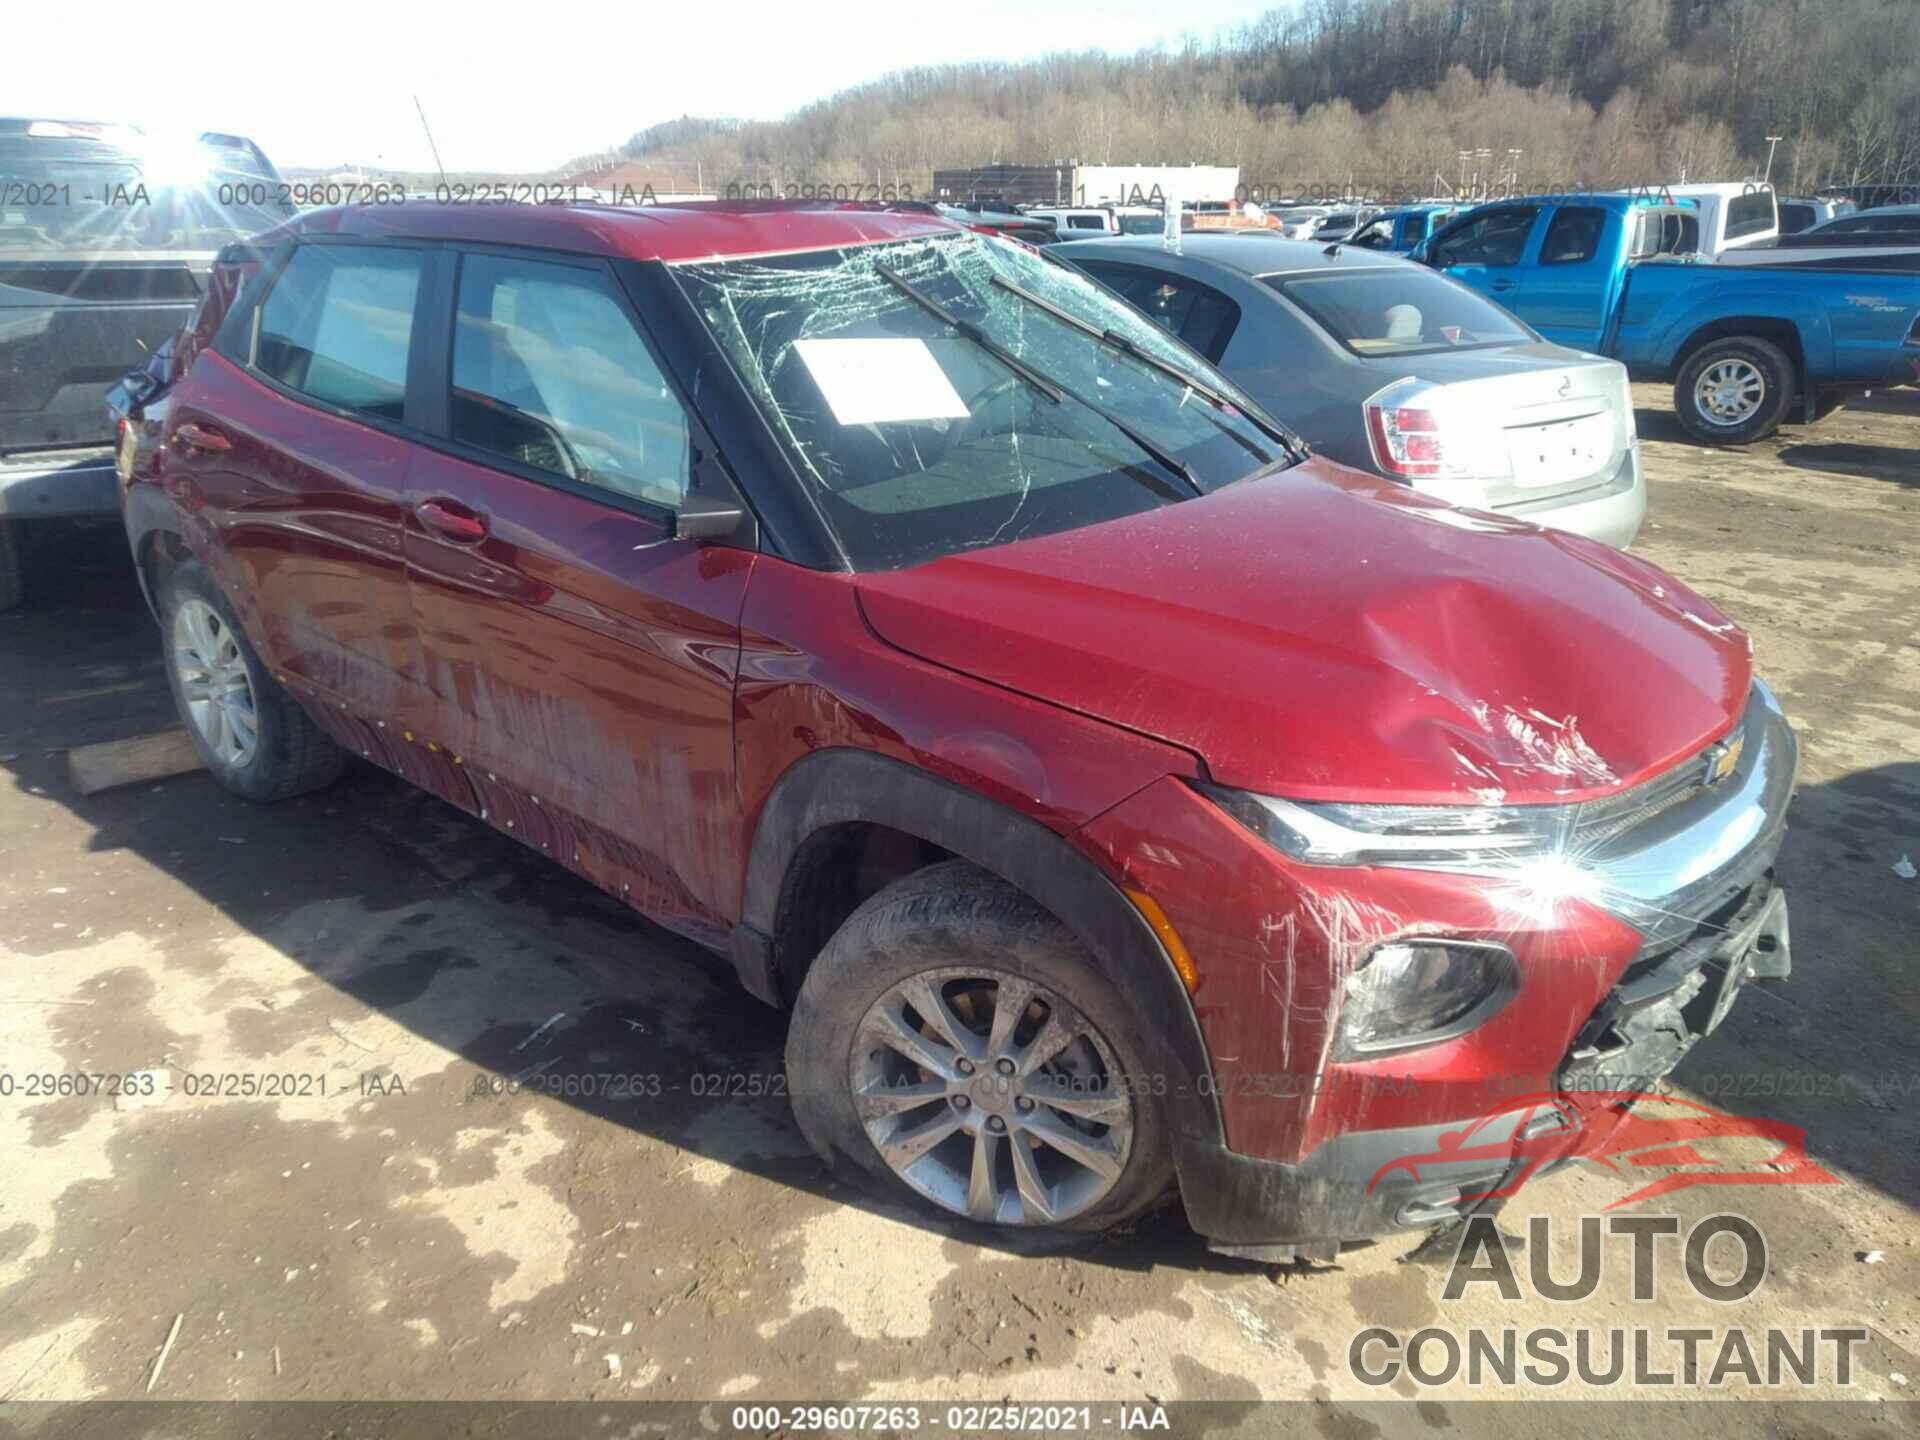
[[102, 195, 1810, 1261]]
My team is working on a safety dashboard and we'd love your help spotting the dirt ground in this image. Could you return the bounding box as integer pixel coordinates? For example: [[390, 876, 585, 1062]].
[[1, 385, 1916, 1435]]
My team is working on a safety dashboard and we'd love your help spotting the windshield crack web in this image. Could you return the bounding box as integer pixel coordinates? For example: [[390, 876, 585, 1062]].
[[676, 232, 1274, 568]]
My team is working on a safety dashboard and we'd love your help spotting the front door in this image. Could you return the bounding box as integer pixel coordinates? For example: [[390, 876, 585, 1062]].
[[1429, 205, 1540, 317], [401, 248, 754, 939]]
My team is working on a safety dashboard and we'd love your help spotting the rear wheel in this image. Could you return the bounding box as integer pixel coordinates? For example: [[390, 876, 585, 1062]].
[[159, 561, 346, 801], [1674, 337, 1795, 444], [786, 860, 1174, 1233], [0, 520, 20, 611]]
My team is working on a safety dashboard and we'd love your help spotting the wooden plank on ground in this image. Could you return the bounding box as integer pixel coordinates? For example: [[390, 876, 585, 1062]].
[[67, 729, 205, 796]]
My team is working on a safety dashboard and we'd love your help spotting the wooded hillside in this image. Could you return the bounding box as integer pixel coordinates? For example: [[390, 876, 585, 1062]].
[[565, 0, 1919, 198]]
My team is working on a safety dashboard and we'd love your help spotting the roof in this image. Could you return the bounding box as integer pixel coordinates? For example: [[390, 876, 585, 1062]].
[[1052, 232, 1412, 277], [269, 200, 965, 264]]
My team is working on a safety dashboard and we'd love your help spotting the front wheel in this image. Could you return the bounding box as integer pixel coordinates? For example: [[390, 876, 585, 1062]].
[[1673, 337, 1796, 444], [786, 861, 1174, 1233]]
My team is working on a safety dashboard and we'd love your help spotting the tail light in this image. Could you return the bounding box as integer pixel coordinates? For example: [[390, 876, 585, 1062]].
[[1364, 379, 1449, 478]]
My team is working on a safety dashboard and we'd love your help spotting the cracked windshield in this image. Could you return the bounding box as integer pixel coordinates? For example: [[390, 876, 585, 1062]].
[[675, 232, 1296, 568]]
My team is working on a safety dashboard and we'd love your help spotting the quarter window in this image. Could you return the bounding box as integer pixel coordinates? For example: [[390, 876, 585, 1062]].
[[256, 245, 423, 421], [1540, 207, 1605, 265], [451, 253, 690, 510]]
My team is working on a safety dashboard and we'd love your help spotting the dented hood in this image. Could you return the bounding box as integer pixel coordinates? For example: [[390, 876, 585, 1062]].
[[855, 462, 1751, 805]]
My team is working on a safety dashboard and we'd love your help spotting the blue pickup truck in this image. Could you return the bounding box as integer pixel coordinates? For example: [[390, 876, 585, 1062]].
[[1416, 193, 1920, 442]]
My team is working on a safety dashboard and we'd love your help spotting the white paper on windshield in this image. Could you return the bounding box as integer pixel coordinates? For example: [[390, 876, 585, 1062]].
[[794, 338, 970, 426]]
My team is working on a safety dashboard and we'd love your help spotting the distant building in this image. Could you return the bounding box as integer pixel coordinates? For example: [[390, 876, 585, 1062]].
[[931, 164, 1073, 208], [931, 162, 1240, 209]]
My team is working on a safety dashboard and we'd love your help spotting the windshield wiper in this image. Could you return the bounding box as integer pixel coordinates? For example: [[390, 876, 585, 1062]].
[[874, 263, 1200, 500], [988, 273, 1310, 464], [874, 264, 1063, 404]]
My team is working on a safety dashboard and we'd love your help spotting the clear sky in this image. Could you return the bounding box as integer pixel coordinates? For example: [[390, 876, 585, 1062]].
[[11, 0, 1275, 174]]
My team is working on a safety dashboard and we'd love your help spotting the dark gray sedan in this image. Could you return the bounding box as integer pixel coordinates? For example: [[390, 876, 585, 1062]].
[[1052, 234, 1645, 547]]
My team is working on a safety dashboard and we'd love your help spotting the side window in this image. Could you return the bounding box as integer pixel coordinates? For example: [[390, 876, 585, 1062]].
[[1073, 263, 1241, 364], [1431, 207, 1539, 267], [451, 253, 690, 510], [256, 245, 422, 421], [1725, 191, 1776, 240], [1540, 207, 1605, 265], [1066, 214, 1106, 230], [1351, 217, 1395, 250]]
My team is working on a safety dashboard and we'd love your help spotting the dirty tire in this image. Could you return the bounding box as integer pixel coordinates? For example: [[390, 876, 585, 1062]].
[[0, 520, 20, 612], [787, 859, 1175, 1233], [1674, 336, 1796, 445], [158, 560, 346, 801]]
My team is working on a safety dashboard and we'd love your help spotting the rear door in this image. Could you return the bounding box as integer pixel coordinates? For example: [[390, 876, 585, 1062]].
[[1509, 205, 1613, 351], [1427, 205, 1541, 314], [166, 238, 435, 723], [401, 247, 754, 935]]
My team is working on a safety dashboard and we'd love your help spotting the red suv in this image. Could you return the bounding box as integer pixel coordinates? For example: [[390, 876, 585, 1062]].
[[116, 201, 1796, 1260]]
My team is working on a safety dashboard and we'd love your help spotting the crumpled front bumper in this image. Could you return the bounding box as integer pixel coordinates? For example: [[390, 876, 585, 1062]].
[[1162, 682, 1799, 1258]]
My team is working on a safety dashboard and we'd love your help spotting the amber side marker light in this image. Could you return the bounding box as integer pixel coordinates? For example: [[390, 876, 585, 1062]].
[[1124, 888, 1201, 994]]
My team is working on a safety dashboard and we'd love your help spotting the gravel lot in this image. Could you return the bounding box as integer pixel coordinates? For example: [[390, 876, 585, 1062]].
[[1, 386, 1916, 1433]]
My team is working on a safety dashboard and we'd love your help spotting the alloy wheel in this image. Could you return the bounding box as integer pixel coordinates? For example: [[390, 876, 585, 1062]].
[[1693, 358, 1766, 426], [850, 967, 1135, 1225], [173, 598, 259, 768]]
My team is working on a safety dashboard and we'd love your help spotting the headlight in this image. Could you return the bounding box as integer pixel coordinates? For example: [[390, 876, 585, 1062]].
[[1194, 781, 1577, 869], [1337, 940, 1517, 1057]]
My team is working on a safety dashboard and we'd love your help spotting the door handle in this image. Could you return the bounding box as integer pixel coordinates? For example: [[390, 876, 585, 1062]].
[[415, 498, 488, 544], [1490, 279, 1517, 292], [173, 421, 232, 453]]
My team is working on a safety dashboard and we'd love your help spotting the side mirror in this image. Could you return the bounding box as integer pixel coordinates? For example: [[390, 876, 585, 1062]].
[[671, 488, 749, 543]]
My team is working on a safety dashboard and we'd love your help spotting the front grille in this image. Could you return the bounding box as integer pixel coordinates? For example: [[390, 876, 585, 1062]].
[[1566, 704, 1752, 854]]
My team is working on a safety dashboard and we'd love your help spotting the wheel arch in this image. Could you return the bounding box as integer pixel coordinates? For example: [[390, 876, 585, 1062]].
[[1672, 318, 1809, 388], [123, 485, 192, 621], [731, 748, 1224, 1150]]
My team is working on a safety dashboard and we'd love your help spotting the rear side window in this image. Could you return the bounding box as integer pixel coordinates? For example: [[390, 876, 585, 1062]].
[[1725, 190, 1776, 240], [256, 245, 423, 421], [1540, 207, 1605, 264], [1430, 208, 1538, 267], [451, 253, 690, 511], [1270, 269, 1531, 356], [1066, 214, 1106, 230], [1074, 262, 1241, 363]]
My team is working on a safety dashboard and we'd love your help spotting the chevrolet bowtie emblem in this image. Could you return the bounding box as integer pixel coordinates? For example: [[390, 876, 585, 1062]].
[[1705, 733, 1745, 785]]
